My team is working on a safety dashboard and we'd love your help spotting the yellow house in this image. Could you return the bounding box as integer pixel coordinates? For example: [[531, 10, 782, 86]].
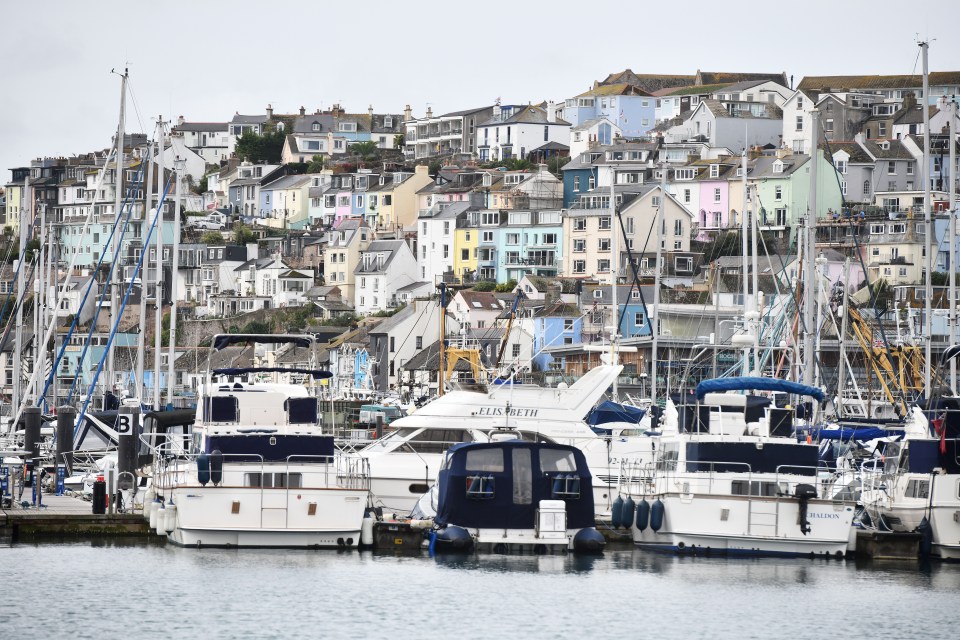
[[453, 224, 478, 280], [377, 164, 432, 232]]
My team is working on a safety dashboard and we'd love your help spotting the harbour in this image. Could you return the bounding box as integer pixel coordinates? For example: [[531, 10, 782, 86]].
[[3, 540, 958, 640]]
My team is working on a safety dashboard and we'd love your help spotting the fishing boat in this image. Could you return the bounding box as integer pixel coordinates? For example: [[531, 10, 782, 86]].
[[427, 438, 605, 554], [151, 334, 370, 548], [619, 377, 856, 558]]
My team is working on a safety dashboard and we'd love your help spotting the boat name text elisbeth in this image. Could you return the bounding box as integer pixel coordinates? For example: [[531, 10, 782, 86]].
[[476, 407, 539, 417]]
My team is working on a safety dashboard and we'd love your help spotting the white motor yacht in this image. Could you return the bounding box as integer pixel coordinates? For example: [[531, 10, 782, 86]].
[[151, 334, 370, 548]]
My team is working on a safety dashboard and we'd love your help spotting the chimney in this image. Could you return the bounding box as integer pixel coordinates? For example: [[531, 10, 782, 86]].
[[404, 104, 413, 122], [299, 106, 305, 116], [426, 106, 433, 118], [368, 104, 374, 117], [266, 104, 274, 119], [902, 92, 917, 112], [854, 132, 866, 146], [547, 101, 556, 123], [177, 115, 184, 126], [493, 103, 502, 121]]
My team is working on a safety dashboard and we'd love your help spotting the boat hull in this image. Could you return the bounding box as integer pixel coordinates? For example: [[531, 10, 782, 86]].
[[632, 494, 855, 558]]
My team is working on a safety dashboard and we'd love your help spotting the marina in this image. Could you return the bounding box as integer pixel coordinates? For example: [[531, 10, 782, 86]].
[[2, 540, 959, 640]]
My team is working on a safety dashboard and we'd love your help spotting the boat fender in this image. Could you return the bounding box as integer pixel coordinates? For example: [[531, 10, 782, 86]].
[[149, 498, 161, 529], [611, 496, 624, 529], [636, 498, 650, 532], [155, 504, 166, 535], [621, 497, 636, 530], [361, 512, 374, 547], [142, 487, 156, 522], [435, 526, 473, 551], [210, 450, 223, 486], [197, 453, 210, 486], [650, 498, 665, 532], [164, 502, 177, 534], [573, 528, 606, 554]]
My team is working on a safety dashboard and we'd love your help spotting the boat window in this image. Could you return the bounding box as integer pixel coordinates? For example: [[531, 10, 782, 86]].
[[465, 448, 504, 472], [274, 473, 302, 489], [245, 472, 268, 488], [905, 478, 929, 499], [512, 448, 532, 505], [731, 480, 780, 496], [539, 449, 577, 473], [244, 472, 301, 488], [206, 396, 238, 422], [882, 442, 901, 474], [656, 443, 679, 471], [405, 429, 474, 455], [286, 398, 319, 424]]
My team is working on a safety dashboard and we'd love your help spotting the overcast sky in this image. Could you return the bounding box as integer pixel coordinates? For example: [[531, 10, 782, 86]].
[[2, 0, 958, 179]]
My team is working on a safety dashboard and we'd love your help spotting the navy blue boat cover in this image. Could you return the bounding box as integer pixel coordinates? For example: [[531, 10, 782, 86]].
[[434, 441, 595, 530], [586, 400, 646, 426], [696, 376, 825, 403]]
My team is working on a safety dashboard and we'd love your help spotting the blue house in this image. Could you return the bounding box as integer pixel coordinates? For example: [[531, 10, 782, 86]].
[[529, 302, 583, 371], [580, 284, 652, 343], [562, 84, 657, 137], [561, 151, 601, 207]]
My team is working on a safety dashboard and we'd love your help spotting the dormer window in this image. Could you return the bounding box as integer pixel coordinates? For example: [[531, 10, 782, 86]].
[[504, 174, 522, 185], [709, 164, 719, 178], [772, 160, 784, 174], [339, 122, 357, 133], [482, 174, 492, 187], [593, 289, 603, 299], [312, 122, 321, 132], [384, 116, 393, 128]]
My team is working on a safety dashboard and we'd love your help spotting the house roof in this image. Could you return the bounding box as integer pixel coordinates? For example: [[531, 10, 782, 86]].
[[655, 83, 730, 97], [521, 275, 580, 294], [749, 154, 810, 178], [402, 340, 482, 372], [697, 72, 787, 85], [262, 174, 311, 190], [529, 141, 570, 153], [439, 105, 495, 118], [455, 290, 502, 311], [571, 117, 618, 132], [798, 72, 960, 92], [575, 83, 653, 98], [354, 240, 407, 274], [174, 122, 228, 132], [860, 139, 914, 160], [479, 105, 570, 127], [396, 281, 432, 294], [828, 141, 874, 164], [231, 114, 268, 125], [596, 70, 695, 93]]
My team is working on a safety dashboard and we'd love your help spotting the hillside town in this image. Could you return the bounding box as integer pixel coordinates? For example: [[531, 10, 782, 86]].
[[2, 67, 959, 409]]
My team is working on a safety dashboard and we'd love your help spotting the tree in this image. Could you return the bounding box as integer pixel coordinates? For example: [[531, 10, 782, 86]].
[[348, 141, 379, 163], [472, 281, 497, 292], [307, 154, 325, 172], [235, 129, 286, 164], [201, 231, 225, 245], [233, 223, 257, 245], [197, 175, 208, 194], [547, 156, 570, 176], [495, 279, 518, 293], [393, 133, 405, 148]]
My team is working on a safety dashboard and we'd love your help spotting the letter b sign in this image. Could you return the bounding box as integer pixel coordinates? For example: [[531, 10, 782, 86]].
[[117, 414, 132, 435]]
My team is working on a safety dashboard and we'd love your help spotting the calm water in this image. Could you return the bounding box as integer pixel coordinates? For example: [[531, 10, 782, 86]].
[[4, 541, 958, 639]]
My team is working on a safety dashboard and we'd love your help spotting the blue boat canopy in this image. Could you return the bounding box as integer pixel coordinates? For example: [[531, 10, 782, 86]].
[[695, 377, 824, 403], [213, 334, 313, 350], [213, 367, 331, 380], [586, 400, 646, 426]]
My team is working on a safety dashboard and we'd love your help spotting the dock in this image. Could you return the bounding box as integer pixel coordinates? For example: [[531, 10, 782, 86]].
[[1, 494, 151, 543], [854, 529, 921, 561]]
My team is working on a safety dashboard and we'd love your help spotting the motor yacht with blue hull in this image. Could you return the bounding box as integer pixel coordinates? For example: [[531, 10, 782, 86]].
[[153, 334, 370, 549], [620, 378, 856, 558], [430, 440, 605, 554], [860, 394, 960, 560]]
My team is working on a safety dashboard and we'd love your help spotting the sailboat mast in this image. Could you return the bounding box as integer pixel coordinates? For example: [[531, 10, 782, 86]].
[[35, 201, 45, 404], [949, 96, 958, 394], [167, 160, 184, 404], [107, 69, 127, 399], [137, 128, 155, 403], [920, 41, 933, 395], [13, 176, 29, 418], [802, 109, 818, 388], [837, 258, 851, 417], [153, 120, 166, 409], [609, 166, 619, 399], [650, 167, 666, 405]]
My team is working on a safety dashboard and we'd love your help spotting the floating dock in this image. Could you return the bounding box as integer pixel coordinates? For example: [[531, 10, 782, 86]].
[[1, 494, 150, 543]]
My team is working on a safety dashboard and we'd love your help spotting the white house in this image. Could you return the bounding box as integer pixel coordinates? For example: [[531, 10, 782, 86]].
[[353, 240, 418, 314], [417, 200, 473, 283], [476, 104, 570, 162], [448, 290, 504, 331], [569, 117, 621, 158]]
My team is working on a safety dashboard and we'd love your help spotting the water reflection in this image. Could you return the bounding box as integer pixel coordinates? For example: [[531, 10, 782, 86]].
[[433, 551, 595, 574]]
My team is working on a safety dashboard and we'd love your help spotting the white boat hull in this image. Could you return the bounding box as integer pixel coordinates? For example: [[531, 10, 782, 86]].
[[166, 485, 368, 548], [632, 494, 855, 558]]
